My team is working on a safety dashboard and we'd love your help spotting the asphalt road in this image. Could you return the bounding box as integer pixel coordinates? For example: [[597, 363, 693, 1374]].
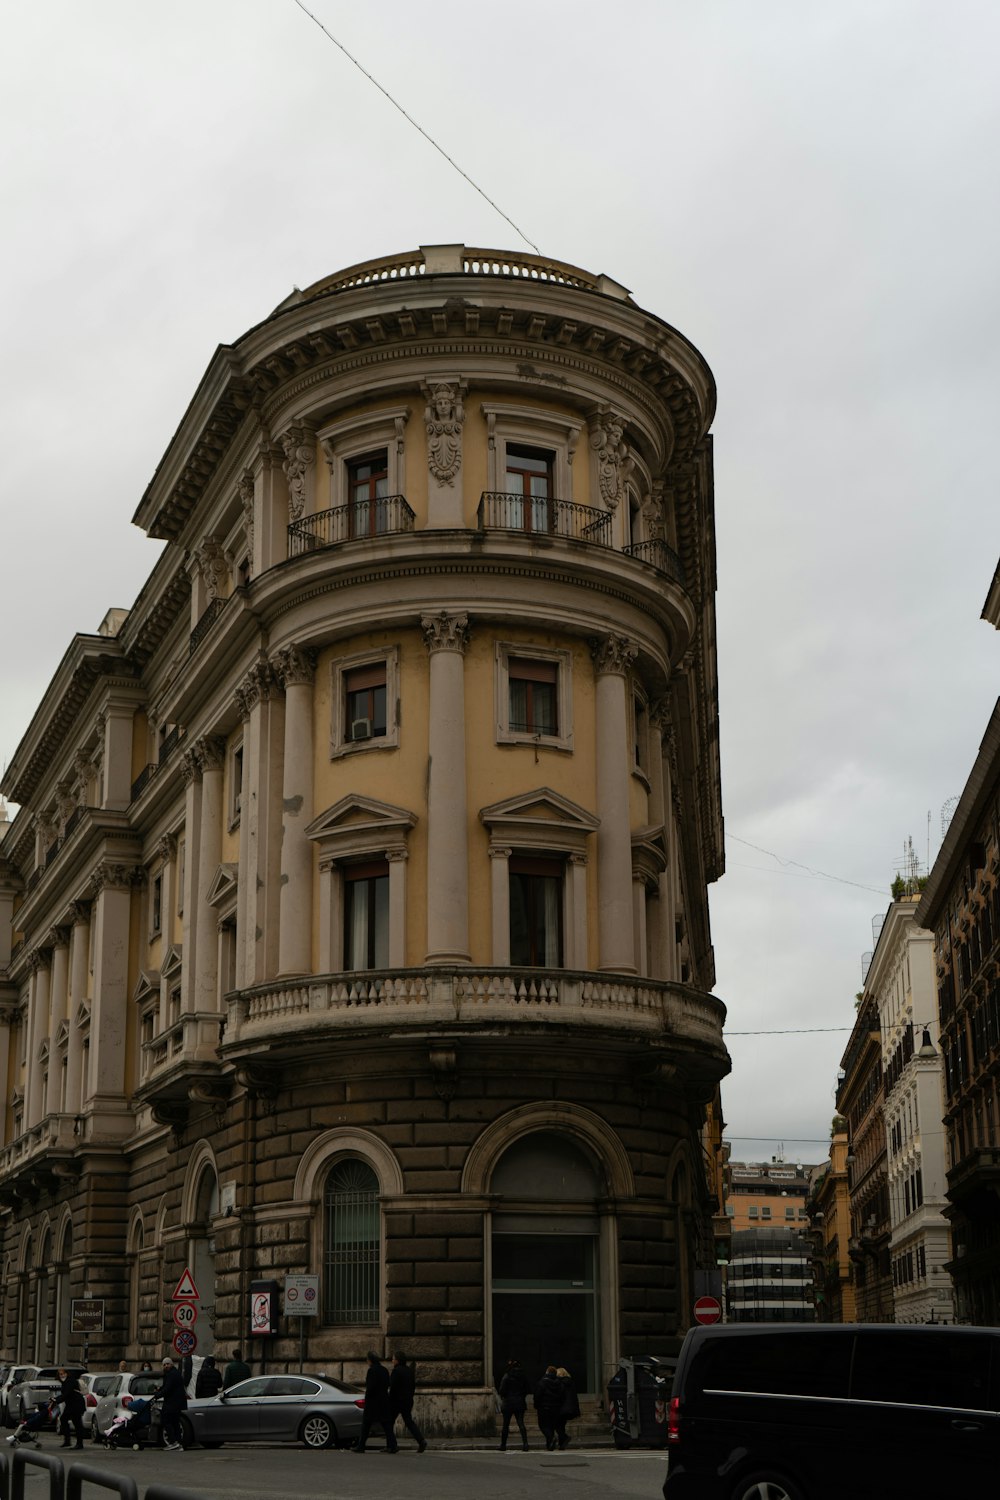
[[13, 1442, 668, 1500]]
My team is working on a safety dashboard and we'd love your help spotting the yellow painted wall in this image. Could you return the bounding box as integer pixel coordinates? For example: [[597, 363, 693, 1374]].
[[221, 728, 242, 866], [130, 710, 148, 782]]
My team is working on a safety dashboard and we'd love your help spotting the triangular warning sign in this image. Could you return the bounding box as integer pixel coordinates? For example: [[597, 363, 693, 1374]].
[[172, 1268, 199, 1301]]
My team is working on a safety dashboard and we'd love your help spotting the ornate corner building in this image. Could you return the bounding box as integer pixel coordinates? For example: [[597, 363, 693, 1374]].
[[0, 245, 728, 1428]]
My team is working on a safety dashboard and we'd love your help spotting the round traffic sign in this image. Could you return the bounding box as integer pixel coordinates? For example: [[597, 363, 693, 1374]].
[[172, 1328, 197, 1356], [693, 1295, 723, 1325], [172, 1300, 198, 1328]]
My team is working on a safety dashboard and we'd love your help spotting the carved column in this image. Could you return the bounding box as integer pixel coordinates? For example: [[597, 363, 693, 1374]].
[[648, 700, 677, 981], [194, 736, 225, 1011], [25, 950, 51, 1129], [422, 378, 467, 528], [591, 634, 638, 973], [489, 847, 512, 965], [180, 747, 202, 1010], [87, 863, 139, 1117], [422, 613, 471, 964], [65, 903, 90, 1114], [387, 850, 408, 968], [274, 646, 316, 977], [568, 854, 589, 970], [234, 656, 283, 987], [258, 437, 288, 570], [45, 929, 70, 1116]]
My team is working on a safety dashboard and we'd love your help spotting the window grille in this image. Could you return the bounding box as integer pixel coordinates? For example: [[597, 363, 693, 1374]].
[[323, 1159, 380, 1323]]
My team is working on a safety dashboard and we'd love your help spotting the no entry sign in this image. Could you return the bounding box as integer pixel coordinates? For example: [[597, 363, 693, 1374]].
[[693, 1295, 723, 1325]]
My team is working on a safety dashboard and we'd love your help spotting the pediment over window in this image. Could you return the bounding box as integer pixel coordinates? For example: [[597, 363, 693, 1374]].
[[132, 969, 161, 1006], [306, 794, 417, 864], [73, 1000, 91, 1029], [53, 1020, 70, 1050], [161, 945, 183, 984], [480, 787, 599, 857], [206, 863, 239, 917]]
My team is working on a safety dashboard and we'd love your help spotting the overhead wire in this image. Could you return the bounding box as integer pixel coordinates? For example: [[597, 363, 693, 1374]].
[[288, 0, 541, 253], [726, 833, 887, 897]]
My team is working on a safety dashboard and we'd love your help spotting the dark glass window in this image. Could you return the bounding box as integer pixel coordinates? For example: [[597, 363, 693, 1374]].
[[699, 1332, 852, 1399], [323, 1159, 379, 1323], [509, 657, 558, 735], [347, 451, 389, 536], [505, 445, 554, 533], [510, 857, 563, 967], [345, 662, 387, 740], [344, 862, 389, 970], [852, 1331, 993, 1411]]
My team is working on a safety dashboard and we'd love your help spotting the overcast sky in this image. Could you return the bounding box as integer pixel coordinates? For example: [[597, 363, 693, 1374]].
[[2, 0, 998, 1166]]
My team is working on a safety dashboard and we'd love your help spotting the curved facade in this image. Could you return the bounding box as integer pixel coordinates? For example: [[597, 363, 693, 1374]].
[[0, 245, 728, 1430]]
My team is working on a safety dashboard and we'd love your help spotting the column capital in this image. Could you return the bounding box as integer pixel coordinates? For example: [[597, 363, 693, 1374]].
[[91, 862, 145, 895], [421, 611, 470, 655], [271, 644, 316, 689], [194, 735, 227, 774], [181, 747, 201, 785], [648, 697, 673, 735], [66, 901, 92, 927], [488, 846, 513, 860], [155, 833, 177, 866], [589, 633, 638, 677], [235, 654, 278, 720], [45, 926, 70, 951], [26, 948, 50, 974]]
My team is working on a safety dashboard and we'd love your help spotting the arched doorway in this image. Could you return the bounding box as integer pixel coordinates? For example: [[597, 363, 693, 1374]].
[[189, 1167, 218, 1338], [55, 1222, 72, 1360], [490, 1132, 603, 1393], [34, 1232, 51, 1363]]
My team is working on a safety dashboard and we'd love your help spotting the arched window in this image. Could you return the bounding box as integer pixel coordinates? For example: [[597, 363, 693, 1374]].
[[128, 1219, 144, 1347], [323, 1160, 379, 1324]]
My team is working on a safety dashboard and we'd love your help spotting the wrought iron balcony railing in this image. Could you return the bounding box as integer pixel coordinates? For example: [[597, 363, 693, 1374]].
[[288, 496, 416, 557], [131, 763, 158, 802], [622, 537, 686, 584], [477, 492, 613, 546], [158, 725, 184, 765], [188, 597, 226, 656]]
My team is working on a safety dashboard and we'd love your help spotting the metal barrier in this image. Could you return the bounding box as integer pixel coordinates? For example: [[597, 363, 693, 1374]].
[[0, 1449, 208, 1500], [12, 1448, 64, 1500]]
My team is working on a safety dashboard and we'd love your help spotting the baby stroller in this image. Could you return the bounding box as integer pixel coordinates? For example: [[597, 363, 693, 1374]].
[[7, 1401, 56, 1447], [103, 1397, 158, 1450]]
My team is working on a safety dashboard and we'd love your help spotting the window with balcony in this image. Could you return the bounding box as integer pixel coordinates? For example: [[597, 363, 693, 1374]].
[[150, 874, 162, 939], [330, 647, 399, 757], [347, 450, 390, 537], [344, 862, 390, 971], [323, 1158, 380, 1324], [509, 857, 564, 967], [504, 444, 554, 533]]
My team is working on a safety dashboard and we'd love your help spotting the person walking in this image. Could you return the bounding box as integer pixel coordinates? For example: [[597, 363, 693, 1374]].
[[154, 1357, 188, 1451], [57, 1369, 85, 1450], [353, 1350, 397, 1453], [223, 1349, 251, 1390], [554, 1366, 580, 1450], [497, 1358, 530, 1451], [533, 1364, 564, 1452], [388, 1352, 426, 1452], [194, 1356, 223, 1399]]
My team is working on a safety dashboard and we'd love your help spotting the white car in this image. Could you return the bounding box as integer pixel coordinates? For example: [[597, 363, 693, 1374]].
[[1, 1367, 39, 1427], [93, 1372, 163, 1443], [81, 1373, 124, 1438]]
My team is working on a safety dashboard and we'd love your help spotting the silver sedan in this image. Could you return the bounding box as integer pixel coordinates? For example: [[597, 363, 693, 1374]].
[[182, 1375, 365, 1450]]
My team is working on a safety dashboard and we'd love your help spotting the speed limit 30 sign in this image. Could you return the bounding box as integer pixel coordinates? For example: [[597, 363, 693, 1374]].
[[172, 1300, 198, 1329]]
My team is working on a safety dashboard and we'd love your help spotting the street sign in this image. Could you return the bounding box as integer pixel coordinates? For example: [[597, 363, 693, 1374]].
[[172, 1300, 198, 1328], [172, 1268, 199, 1301], [693, 1295, 723, 1325], [70, 1298, 105, 1334], [172, 1328, 197, 1357], [283, 1274, 320, 1318]]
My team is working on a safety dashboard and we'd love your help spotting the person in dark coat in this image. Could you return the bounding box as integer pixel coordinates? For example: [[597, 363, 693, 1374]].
[[388, 1352, 426, 1452], [533, 1364, 564, 1452], [353, 1350, 398, 1453], [497, 1358, 530, 1451], [57, 1369, 85, 1450], [194, 1356, 223, 1399], [223, 1349, 251, 1390], [554, 1365, 580, 1449], [154, 1357, 188, 1450]]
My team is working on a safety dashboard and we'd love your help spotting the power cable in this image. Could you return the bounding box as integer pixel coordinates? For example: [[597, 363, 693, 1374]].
[[288, 0, 541, 253], [726, 1026, 850, 1035], [726, 833, 886, 897]]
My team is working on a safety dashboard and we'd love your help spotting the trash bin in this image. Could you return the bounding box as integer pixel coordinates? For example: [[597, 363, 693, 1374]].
[[607, 1355, 675, 1449]]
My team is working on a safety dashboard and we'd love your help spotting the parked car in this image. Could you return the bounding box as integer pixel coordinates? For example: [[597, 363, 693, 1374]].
[[0, 1367, 38, 1427], [8, 1367, 87, 1429], [93, 1371, 163, 1443], [664, 1322, 1000, 1500], [182, 1374, 365, 1449], [81, 1373, 125, 1439]]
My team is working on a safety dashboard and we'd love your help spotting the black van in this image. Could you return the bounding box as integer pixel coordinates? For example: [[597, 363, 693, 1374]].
[[663, 1323, 1000, 1500]]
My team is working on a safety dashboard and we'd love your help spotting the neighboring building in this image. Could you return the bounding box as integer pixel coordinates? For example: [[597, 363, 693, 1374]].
[[725, 1159, 813, 1233], [837, 994, 893, 1321], [0, 245, 729, 1429], [861, 896, 954, 1323], [727, 1228, 815, 1323], [916, 711, 1000, 1325], [807, 1127, 856, 1322]]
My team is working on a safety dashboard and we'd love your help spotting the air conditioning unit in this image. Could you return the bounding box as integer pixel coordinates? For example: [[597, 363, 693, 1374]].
[[351, 718, 372, 741]]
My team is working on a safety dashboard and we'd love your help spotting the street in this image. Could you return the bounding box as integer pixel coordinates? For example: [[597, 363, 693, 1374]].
[[17, 1443, 668, 1500]]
